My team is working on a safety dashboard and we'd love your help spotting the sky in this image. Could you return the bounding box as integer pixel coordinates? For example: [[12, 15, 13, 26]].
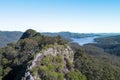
[[0, 0, 120, 33]]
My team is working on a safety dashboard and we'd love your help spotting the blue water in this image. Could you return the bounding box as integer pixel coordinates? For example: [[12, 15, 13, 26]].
[[71, 36, 98, 46]]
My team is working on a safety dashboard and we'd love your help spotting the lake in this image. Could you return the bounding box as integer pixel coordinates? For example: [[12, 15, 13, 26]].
[[71, 36, 98, 46]]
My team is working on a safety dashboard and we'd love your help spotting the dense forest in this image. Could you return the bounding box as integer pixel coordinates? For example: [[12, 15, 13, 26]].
[[0, 29, 120, 80], [88, 35, 120, 56], [82, 35, 120, 71]]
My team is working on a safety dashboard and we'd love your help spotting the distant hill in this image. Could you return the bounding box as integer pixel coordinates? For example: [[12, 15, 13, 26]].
[[0, 31, 23, 47], [0, 31, 99, 47], [87, 35, 120, 57], [42, 32, 99, 38], [0, 30, 120, 48]]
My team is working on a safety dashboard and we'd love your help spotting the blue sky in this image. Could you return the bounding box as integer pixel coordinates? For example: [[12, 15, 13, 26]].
[[0, 0, 120, 33]]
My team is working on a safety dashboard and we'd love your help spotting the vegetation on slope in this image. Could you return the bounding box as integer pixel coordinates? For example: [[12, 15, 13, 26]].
[[83, 45, 120, 67], [90, 35, 120, 56], [70, 43, 120, 80], [0, 29, 67, 80], [0, 29, 120, 80]]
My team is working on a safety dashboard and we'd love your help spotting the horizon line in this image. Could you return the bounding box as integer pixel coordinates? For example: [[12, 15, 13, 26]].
[[0, 29, 120, 34]]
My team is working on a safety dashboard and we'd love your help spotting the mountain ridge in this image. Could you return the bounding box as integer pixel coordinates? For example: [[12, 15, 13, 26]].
[[0, 29, 120, 48], [0, 29, 120, 80]]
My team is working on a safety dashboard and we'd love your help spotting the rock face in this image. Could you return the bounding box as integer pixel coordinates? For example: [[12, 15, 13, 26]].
[[25, 45, 74, 80]]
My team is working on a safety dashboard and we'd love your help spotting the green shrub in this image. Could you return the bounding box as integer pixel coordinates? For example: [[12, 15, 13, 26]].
[[38, 66, 64, 80], [0, 66, 3, 76], [66, 70, 87, 80]]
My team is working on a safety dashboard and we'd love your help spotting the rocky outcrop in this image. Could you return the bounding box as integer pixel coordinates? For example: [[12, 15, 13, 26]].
[[24, 44, 74, 80]]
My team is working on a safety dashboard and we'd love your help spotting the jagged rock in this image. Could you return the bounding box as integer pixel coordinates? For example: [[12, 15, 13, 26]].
[[25, 45, 74, 80]]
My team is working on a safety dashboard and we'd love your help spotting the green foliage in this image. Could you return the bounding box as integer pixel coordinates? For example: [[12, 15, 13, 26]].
[[66, 70, 87, 80], [29, 54, 65, 80], [3, 67, 12, 76], [83, 45, 120, 68], [2, 58, 9, 65], [65, 58, 73, 70], [53, 55, 64, 72], [95, 35, 120, 44], [0, 66, 3, 76], [3, 46, 17, 59], [74, 47, 120, 80], [0, 76, 2, 80], [18, 38, 39, 53], [93, 35, 120, 56], [30, 67, 39, 76], [40, 54, 64, 72], [38, 66, 64, 80]]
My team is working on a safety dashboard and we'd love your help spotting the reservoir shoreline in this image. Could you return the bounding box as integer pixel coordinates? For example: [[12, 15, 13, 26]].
[[71, 36, 98, 46]]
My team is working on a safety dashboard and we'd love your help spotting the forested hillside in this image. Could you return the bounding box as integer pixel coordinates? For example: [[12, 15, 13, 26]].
[[71, 43, 120, 80], [0, 31, 23, 47], [0, 29, 120, 80], [42, 32, 99, 38], [89, 35, 120, 56], [82, 35, 120, 73]]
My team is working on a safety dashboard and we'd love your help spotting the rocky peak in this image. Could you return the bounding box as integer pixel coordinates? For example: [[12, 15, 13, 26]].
[[20, 29, 41, 39]]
